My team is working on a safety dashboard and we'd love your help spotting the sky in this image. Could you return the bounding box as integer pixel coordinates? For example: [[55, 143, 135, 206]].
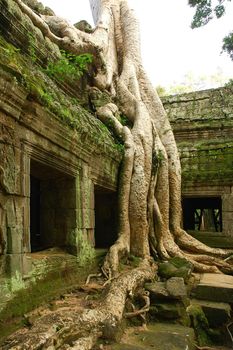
[[40, 0, 233, 89]]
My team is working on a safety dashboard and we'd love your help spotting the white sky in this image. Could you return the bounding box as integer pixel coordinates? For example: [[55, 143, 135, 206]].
[[40, 0, 233, 88]]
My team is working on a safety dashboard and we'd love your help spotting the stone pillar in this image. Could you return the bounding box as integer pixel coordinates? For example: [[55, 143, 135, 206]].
[[0, 141, 26, 256], [0, 142, 30, 277], [66, 165, 95, 255], [21, 150, 31, 253], [222, 194, 233, 237]]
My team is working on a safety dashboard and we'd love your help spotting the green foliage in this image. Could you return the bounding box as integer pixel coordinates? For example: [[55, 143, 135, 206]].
[[152, 149, 164, 174], [0, 35, 117, 156], [222, 31, 233, 59], [27, 32, 37, 63], [119, 114, 133, 129], [156, 85, 167, 97], [114, 141, 124, 153], [189, 0, 233, 60], [225, 77, 233, 86], [0, 37, 21, 71], [45, 50, 93, 82], [127, 254, 141, 267], [189, 0, 230, 28]]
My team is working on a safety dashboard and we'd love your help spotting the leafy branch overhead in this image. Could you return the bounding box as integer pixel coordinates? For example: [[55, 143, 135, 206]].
[[189, 0, 233, 59]]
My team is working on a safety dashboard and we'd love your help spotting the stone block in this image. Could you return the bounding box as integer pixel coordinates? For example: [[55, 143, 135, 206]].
[[158, 257, 193, 281], [145, 282, 169, 299], [116, 323, 195, 350], [7, 228, 23, 254], [5, 254, 25, 277], [192, 273, 233, 303], [76, 175, 94, 210], [152, 301, 186, 320], [222, 217, 233, 236], [166, 277, 187, 299], [222, 194, 233, 212], [191, 299, 231, 327]]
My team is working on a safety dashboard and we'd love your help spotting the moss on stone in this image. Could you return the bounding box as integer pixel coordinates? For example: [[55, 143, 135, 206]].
[[0, 35, 122, 159], [0, 252, 103, 344], [187, 304, 213, 347]]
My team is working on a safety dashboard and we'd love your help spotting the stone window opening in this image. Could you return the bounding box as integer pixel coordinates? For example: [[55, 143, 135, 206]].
[[182, 196, 222, 233]]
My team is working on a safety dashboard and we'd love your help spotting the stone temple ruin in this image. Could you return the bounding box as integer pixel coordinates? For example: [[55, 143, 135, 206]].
[[0, 0, 232, 280], [0, 0, 233, 347]]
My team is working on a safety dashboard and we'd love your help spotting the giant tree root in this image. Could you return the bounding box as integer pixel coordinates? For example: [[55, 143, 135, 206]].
[[2, 260, 156, 350]]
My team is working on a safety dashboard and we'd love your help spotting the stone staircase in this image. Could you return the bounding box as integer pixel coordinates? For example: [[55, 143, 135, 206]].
[[190, 273, 233, 337], [192, 273, 233, 303], [111, 271, 233, 349]]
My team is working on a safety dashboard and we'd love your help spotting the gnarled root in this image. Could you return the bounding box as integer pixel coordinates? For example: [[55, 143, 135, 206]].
[[2, 260, 156, 350]]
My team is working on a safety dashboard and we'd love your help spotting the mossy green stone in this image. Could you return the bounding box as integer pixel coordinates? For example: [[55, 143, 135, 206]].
[[158, 257, 193, 280]]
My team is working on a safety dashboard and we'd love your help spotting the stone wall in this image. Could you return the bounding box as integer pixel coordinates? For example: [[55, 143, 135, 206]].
[[0, 0, 122, 277], [163, 88, 233, 236]]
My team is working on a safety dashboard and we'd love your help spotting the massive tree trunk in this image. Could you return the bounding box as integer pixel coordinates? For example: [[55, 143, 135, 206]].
[[4, 0, 233, 348]]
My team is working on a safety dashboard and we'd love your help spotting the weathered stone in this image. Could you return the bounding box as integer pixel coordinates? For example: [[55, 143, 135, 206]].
[[146, 277, 187, 301], [163, 87, 233, 237], [74, 20, 93, 33], [89, 87, 112, 110], [0, 20, 121, 260], [192, 273, 233, 303], [112, 345, 144, 350], [191, 299, 231, 327], [113, 323, 195, 350], [153, 301, 186, 319], [222, 194, 233, 212], [186, 303, 212, 346], [145, 282, 169, 299], [158, 261, 177, 278], [166, 277, 187, 299], [158, 257, 193, 281], [188, 231, 233, 248], [44, 6, 55, 16]]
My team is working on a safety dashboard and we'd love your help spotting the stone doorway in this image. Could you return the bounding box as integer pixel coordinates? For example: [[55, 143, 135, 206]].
[[30, 159, 76, 252], [94, 186, 118, 248], [182, 196, 222, 232]]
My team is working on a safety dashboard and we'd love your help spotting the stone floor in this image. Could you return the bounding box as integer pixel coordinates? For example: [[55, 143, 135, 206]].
[[111, 323, 195, 350]]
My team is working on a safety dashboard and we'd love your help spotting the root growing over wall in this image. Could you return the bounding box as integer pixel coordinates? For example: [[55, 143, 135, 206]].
[[3, 0, 233, 348]]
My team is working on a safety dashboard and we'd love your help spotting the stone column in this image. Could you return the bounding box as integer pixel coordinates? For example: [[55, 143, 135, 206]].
[[66, 165, 95, 255], [0, 143, 31, 276], [222, 194, 233, 237]]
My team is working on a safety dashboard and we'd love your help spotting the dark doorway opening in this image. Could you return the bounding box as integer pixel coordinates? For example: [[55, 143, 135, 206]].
[[30, 159, 76, 252], [94, 186, 118, 248], [182, 196, 222, 232]]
